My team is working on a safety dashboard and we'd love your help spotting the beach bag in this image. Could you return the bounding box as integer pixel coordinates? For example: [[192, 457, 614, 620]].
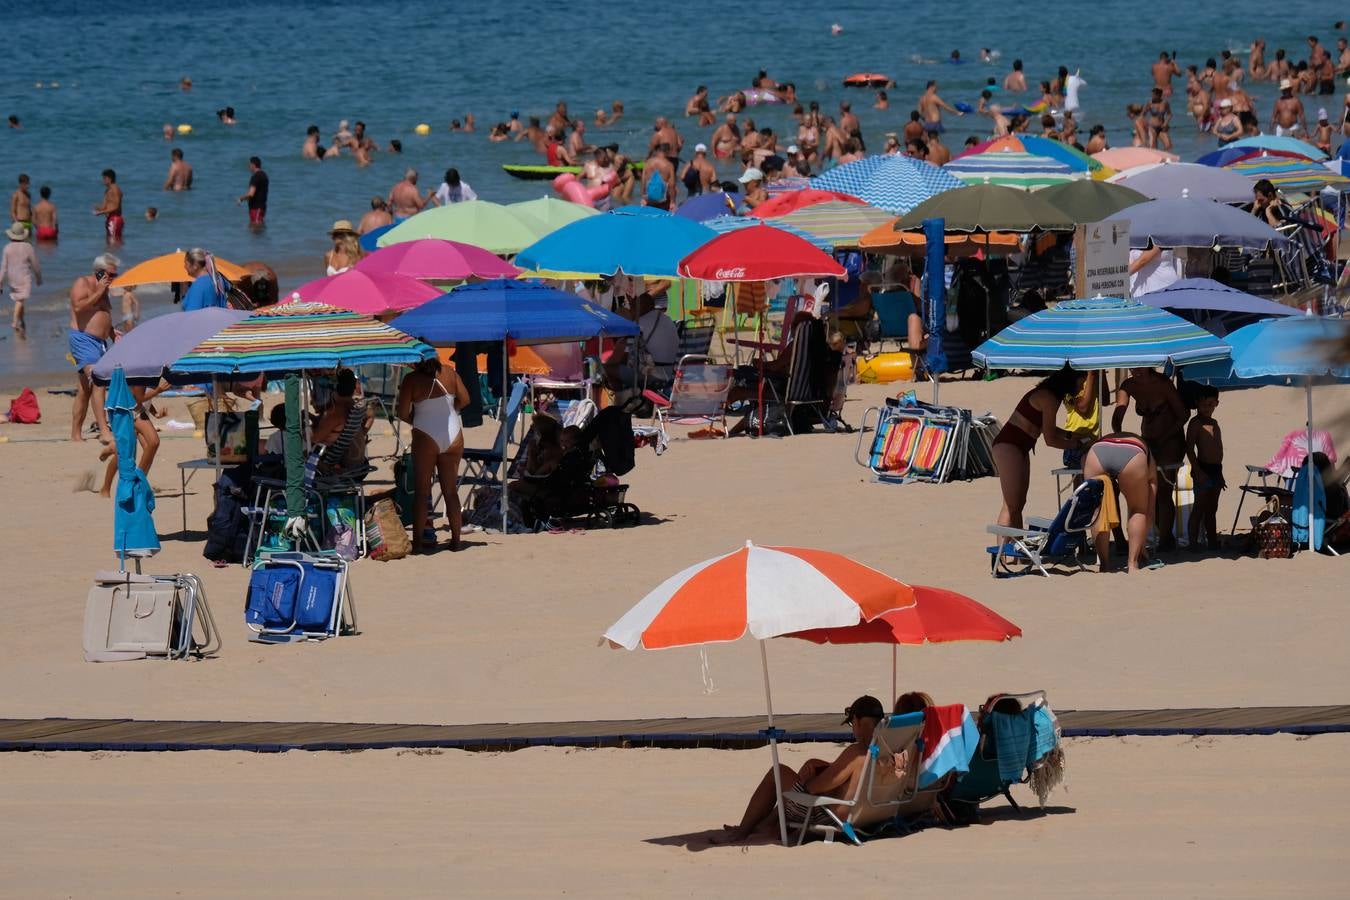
[[1254, 499, 1293, 559], [365, 498, 410, 561], [324, 496, 360, 561], [645, 173, 667, 205], [7, 387, 40, 423]]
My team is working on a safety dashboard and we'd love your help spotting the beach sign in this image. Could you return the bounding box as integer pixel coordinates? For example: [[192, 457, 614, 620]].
[[1074, 218, 1130, 299]]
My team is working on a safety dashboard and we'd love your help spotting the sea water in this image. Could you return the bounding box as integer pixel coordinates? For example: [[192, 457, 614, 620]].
[[0, 0, 1336, 375]]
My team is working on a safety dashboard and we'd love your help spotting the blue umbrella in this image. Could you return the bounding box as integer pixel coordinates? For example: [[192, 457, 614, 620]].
[[1136, 277, 1299, 334], [515, 208, 715, 278], [390, 278, 639, 345], [106, 367, 160, 564], [972, 296, 1231, 370], [92, 307, 249, 384], [810, 154, 965, 214], [1184, 316, 1350, 551], [702, 215, 835, 252], [1221, 135, 1328, 161], [1118, 198, 1289, 250], [1194, 147, 1258, 168], [675, 193, 739, 222], [359, 223, 395, 253]]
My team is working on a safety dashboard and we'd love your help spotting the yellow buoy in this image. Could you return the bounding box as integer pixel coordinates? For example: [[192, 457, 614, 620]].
[[177, 123, 193, 134], [414, 123, 431, 135]]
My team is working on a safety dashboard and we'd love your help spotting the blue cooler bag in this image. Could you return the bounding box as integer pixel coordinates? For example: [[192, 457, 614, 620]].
[[246, 552, 345, 641]]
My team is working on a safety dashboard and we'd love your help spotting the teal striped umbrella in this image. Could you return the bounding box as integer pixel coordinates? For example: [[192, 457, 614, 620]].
[[945, 151, 1083, 190], [972, 297, 1231, 370], [1226, 156, 1350, 192]]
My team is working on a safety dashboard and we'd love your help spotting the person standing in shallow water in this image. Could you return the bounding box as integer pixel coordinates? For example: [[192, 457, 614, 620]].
[[238, 156, 268, 228], [91, 169, 123, 245]]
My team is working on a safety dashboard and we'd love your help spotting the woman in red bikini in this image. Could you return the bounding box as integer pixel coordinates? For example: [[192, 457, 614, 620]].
[[992, 367, 1091, 529]]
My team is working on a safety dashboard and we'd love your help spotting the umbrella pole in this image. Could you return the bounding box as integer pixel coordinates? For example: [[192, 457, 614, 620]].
[[212, 376, 223, 488], [501, 341, 510, 534], [1307, 377, 1315, 553], [759, 640, 789, 847], [892, 645, 898, 710]]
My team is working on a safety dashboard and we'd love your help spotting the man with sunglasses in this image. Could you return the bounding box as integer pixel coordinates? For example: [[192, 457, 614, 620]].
[[68, 254, 118, 443]]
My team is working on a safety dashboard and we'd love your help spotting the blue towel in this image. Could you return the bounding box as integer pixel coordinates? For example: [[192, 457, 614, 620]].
[[991, 710, 1033, 784], [1031, 706, 1059, 765]]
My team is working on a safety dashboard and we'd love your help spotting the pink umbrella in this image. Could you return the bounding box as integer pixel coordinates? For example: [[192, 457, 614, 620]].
[[288, 269, 443, 316], [354, 238, 520, 282], [1091, 146, 1179, 171]]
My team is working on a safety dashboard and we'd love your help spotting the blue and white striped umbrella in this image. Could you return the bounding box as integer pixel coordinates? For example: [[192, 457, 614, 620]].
[[972, 297, 1231, 370], [810, 155, 964, 214], [944, 151, 1080, 190], [702, 215, 834, 253]]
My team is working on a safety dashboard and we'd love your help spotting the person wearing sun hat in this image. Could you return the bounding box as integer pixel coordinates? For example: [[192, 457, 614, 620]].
[[325, 220, 362, 275], [1271, 78, 1306, 137], [1, 220, 42, 332], [1312, 107, 1334, 154], [737, 165, 767, 210], [1214, 97, 1241, 145]]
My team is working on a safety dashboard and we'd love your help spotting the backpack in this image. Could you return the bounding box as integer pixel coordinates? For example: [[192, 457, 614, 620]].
[[7, 387, 40, 424], [645, 172, 667, 204]]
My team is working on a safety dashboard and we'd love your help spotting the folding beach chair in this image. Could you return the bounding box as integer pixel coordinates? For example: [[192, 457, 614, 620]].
[[245, 550, 357, 644], [855, 406, 925, 478], [986, 477, 1104, 577], [782, 711, 925, 846], [870, 290, 918, 354], [946, 690, 1064, 821], [906, 411, 959, 484], [83, 571, 221, 662], [648, 354, 733, 438], [460, 379, 529, 495], [526, 342, 591, 411], [768, 316, 831, 434], [676, 314, 717, 359]]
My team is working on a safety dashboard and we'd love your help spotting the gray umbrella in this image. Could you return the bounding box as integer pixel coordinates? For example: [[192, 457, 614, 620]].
[[1118, 198, 1289, 250], [1114, 163, 1254, 203], [92, 308, 250, 385]]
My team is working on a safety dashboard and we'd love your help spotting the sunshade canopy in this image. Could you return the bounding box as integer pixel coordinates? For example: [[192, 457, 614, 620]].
[[771, 200, 895, 248], [893, 184, 1076, 233], [703, 214, 834, 253], [287, 269, 443, 316], [1184, 316, 1350, 385], [92, 307, 249, 384], [943, 150, 1081, 190], [112, 252, 250, 288], [377, 200, 549, 254], [809, 154, 965, 214], [391, 278, 639, 345], [1117, 198, 1288, 249], [1226, 156, 1350, 192], [955, 134, 1104, 175], [1135, 278, 1301, 318], [678, 225, 845, 281], [786, 585, 1020, 646], [505, 196, 600, 232], [514, 208, 715, 278], [749, 188, 865, 218], [1222, 135, 1327, 161], [1113, 162, 1255, 202], [1034, 179, 1148, 221], [1090, 146, 1179, 171], [354, 238, 521, 282]]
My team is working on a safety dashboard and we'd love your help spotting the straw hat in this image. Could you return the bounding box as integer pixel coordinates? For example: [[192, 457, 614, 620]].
[[1279, 78, 1293, 90], [328, 220, 357, 237], [5, 222, 27, 241]]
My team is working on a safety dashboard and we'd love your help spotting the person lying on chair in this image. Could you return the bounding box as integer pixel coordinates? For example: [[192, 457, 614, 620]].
[[712, 695, 888, 844]]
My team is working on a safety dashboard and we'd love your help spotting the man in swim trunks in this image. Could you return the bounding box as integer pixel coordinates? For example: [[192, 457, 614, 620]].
[[358, 196, 393, 235], [239, 157, 268, 228], [918, 81, 962, 134], [32, 185, 57, 241], [641, 146, 676, 211], [710, 113, 741, 159], [92, 169, 123, 243], [1003, 58, 1027, 92], [163, 148, 193, 191], [547, 101, 570, 135], [69, 254, 118, 443], [10, 174, 31, 236], [1112, 367, 1189, 552], [388, 168, 429, 220], [1270, 79, 1306, 137], [649, 116, 683, 164], [1151, 51, 1180, 97]]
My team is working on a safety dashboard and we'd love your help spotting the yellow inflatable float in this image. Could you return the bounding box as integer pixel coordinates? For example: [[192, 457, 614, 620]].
[[856, 352, 915, 384], [176, 123, 192, 135], [414, 123, 431, 135]]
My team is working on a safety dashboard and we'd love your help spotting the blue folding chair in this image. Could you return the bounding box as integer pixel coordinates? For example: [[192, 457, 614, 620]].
[[986, 478, 1104, 576]]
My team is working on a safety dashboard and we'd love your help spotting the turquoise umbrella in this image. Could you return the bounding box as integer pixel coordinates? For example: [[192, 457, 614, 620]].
[[106, 367, 160, 565], [515, 208, 714, 278]]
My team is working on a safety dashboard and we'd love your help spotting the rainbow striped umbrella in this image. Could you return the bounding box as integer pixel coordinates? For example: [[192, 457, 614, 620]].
[[972, 297, 1230, 370], [771, 200, 895, 249], [944, 150, 1082, 190], [1225, 156, 1350, 192], [171, 301, 435, 376]]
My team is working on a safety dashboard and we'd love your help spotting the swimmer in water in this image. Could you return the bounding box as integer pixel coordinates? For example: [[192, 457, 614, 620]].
[[216, 106, 236, 125], [92, 169, 124, 244], [163, 147, 192, 191]]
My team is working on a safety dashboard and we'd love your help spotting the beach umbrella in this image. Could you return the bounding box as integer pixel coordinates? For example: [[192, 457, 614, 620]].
[[286, 269, 444, 316], [506, 196, 600, 232], [171, 301, 435, 376], [358, 223, 395, 253], [809, 154, 965, 214], [749, 188, 865, 219], [771, 200, 895, 249], [1195, 147, 1306, 168], [675, 192, 740, 222], [105, 367, 160, 565], [703, 214, 835, 253], [1117, 198, 1288, 250], [1184, 316, 1350, 551], [112, 251, 250, 288], [893, 184, 1075, 233], [954, 135, 1104, 176], [354, 238, 521, 282], [377, 200, 549, 255], [944, 150, 1082, 190], [858, 218, 1021, 255], [972, 296, 1231, 370], [1034, 179, 1147, 222], [514, 208, 715, 278], [603, 540, 918, 845], [678, 225, 845, 281], [1090, 146, 1179, 171], [1221, 135, 1327, 161], [1135, 277, 1299, 334], [786, 585, 1020, 706], [1226, 156, 1350, 193], [91, 307, 248, 385], [1112, 162, 1254, 203]]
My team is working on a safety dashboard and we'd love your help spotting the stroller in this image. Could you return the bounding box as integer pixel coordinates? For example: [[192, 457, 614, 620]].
[[518, 406, 642, 531]]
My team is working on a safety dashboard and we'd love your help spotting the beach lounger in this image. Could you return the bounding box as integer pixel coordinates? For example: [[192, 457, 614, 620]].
[[648, 354, 733, 438], [870, 289, 918, 354], [768, 316, 832, 434], [781, 711, 924, 845], [526, 342, 592, 412], [987, 478, 1104, 577], [947, 690, 1064, 821], [245, 551, 356, 644], [460, 379, 528, 497], [83, 571, 220, 662]]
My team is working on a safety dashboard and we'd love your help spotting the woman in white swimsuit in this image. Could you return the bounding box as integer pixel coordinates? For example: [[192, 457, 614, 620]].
[[397, 357, 469, 553]]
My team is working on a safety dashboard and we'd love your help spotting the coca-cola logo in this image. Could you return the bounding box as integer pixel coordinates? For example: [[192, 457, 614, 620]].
[[714, 267, 747, 279]]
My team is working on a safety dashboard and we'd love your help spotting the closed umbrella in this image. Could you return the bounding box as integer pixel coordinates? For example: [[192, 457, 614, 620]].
[[377, 200, 549, 255], [972, 296, 1231, 370], [287, 269, 444, 316], [944, 150, 1082, 190], [1035, 180, 1147, 222], [809, 154, 965, 214], [106, 367, 160, 566], [771, 200, 895, 249], [515, 208, 715, 278], [354, 238, 521, 282], [1117, 198, 1288, 249], [603, 541, 918, 845], [92, 307, 248, 384], [1112, 162, 1254, 202]]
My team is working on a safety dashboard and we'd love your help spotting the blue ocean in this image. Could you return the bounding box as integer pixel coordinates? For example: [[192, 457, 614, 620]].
[[0, 0, 1337, 375]]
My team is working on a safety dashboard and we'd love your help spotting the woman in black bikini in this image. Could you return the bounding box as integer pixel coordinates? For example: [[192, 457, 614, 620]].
[[991, 367, 1091, 529]]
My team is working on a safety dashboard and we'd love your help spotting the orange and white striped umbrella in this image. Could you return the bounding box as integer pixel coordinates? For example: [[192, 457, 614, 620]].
[[604, 541, 916, 651]]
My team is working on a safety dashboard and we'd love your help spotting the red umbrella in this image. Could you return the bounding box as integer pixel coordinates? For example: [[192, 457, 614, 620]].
[[786, 585, 1021, 704], [750, 188, 865, 219], [354, 238, 520, 282], [677, 224, 845, 281], [287, 269, 443, 316]]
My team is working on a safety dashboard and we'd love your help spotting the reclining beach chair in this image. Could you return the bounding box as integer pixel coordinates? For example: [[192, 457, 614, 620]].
[[460, 379, 528, 497], [83, 571, 221, 662], [781, 711, 924, 845], [676, 314, 717, 359], [905, 410, 960, 484], [768, 316, 831, 434], [245, 550, 357, 644], [987, 477, 1104, 577], [526, 342, 592, 412], [947, 690, 1064, 821], [647, 354, 733, 438], [856, 405, 926, 479]]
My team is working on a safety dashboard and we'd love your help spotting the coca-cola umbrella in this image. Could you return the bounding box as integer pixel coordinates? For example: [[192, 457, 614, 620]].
[[677, 224, 845, 281]]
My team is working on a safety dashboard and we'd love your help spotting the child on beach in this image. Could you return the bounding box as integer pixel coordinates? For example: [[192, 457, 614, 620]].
[[1185, 386, 1224, 551]]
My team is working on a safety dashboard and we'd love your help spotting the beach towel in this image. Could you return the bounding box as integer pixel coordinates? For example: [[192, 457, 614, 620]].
[[917, 704, 979, 788], [1091, 474, 1119, 537], [991, 710, 1033, 784], [1265, 429, 1336, 479]]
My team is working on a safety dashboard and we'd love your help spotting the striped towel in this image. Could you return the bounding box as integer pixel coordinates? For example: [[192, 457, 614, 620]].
[[917, 704, 979, 788]]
